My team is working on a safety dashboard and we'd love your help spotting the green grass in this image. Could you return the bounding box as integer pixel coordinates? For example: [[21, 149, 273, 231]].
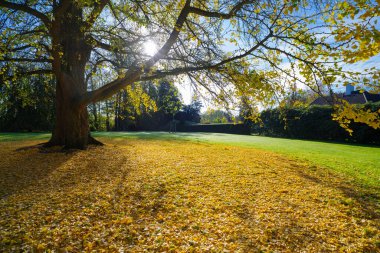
[[0, 132, 51, 142], [1, 131, 379, 189], [95, 132, 380, 189]]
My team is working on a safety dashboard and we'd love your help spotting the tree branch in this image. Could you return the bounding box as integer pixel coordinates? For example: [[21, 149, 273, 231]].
[[0, 57, 53, 63], [84, 0, 109, 30], [53, 0, 71, 18], [144, 0, 192, 69], [1, 69, 53, 82], [85, 59, 109, 85], [141, 31, 274, 81], [189, 0, 251, 19], [20, 69, 53, 76], [0, 1, 50, 26], [80, 0, 193, 105], [80, 28, 273, 106], [8, 45, 33, 52]]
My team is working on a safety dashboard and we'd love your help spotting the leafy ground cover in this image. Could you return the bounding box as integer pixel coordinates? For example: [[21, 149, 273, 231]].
[[94, 132, 380, 189], [0, 133, 379, 252]]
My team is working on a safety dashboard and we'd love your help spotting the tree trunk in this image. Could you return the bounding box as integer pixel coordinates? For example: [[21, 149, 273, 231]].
[[114, 93, 120, 131], [106, 100, 111, 131], [92, 103, 99, 131], [97, 102, 101, 129], [47, 3, 101, 149], [90, 76, 99, 130], [49, 99, 90, 149], [47, 78, 102, 149]]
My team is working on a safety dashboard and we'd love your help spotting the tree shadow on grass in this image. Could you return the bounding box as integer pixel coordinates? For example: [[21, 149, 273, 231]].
[[295, 167, 380, 220], [0, 143, 76, 199], [232, 163, 380, 252], [0, 143, 131, 200], [0, 143, 140, 251]]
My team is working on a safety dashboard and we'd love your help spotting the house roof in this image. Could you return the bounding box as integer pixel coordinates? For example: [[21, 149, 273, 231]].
[[310, 91, 380, 106]]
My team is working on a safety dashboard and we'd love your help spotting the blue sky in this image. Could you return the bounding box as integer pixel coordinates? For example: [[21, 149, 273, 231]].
[[175, 53, 380, 113], [169, 2, 380, 110]]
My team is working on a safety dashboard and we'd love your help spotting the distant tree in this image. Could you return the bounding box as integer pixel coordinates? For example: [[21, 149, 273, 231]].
[[0, 72, 55, 131], [113, 82, 158, 130], [108, 80, 182, 131], [201, 109, 233, 124], [280, 80, 334, 108], [176, 99, 202, 123], [281, 90, 315, 108], [158, 81, 182, 119]]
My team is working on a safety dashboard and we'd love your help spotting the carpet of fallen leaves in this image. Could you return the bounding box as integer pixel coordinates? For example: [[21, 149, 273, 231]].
[[0, 138, 379, 252]]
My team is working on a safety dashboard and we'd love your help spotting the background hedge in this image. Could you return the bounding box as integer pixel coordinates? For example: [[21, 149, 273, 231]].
[[252, 102, 380, 145], [177, 123, 251, 135]]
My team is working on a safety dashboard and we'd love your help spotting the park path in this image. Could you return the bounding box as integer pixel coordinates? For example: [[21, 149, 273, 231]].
[[0, 139, 378, 252]]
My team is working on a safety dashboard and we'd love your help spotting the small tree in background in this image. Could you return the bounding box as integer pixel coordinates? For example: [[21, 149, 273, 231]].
[[201, 109, 234, 124], [177, 98, 202, 124], [157, 81, 182, 132]]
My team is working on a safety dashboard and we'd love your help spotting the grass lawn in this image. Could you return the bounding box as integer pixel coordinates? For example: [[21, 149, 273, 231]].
[[0, 132, 379, 251], [94, 132, 380, 189]]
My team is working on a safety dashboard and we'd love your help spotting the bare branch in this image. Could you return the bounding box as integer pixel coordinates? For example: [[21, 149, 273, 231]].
[[144, 0, 192, 69], [8, 45, 33, 52]]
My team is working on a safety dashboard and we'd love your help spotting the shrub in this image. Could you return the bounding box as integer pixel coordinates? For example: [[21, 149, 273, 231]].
[[177, 123, 250, 135], [254, 103, 380, 145]]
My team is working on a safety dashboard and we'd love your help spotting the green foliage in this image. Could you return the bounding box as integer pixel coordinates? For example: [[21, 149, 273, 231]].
[[0, 74, 55, 131], [176, 99, 202, 123], [157, 81, 182, 116], [201, 109, 234, 124], [113, 81, 183, 131], [255, 103, 380, 144], [113, 82, 158, 131], [89, 113, 113, 131], [177, 123, 250, 135]]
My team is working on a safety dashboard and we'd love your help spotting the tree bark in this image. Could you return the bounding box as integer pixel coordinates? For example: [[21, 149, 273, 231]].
[[46, 78, 101, 149], [48, 99, 90, 149], [106, 100, 111, 131], [46, 2, 100, 149]]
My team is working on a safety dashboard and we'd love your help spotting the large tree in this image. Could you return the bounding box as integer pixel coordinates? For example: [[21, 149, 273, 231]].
[[1, 0, 379, 148]]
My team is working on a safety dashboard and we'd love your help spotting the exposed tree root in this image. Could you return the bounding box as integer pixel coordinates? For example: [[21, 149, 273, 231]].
[[41, 134, 104, 151], [88, 135, 104, 146]]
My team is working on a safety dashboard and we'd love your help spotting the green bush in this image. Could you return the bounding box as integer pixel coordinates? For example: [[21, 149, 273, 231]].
[[177, 123, 250, 135], [254, 103, 380, 144]]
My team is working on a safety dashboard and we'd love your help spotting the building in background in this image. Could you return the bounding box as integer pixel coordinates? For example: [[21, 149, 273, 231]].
[[310, 85, 380, 106]]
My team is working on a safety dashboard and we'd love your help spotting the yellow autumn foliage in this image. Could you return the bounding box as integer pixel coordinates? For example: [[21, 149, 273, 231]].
[[0, 138, 379, 252], [333, 100, 380, 134]]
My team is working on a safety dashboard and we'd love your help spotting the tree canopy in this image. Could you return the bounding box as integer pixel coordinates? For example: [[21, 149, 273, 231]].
[[1, 0, 379, 147]]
